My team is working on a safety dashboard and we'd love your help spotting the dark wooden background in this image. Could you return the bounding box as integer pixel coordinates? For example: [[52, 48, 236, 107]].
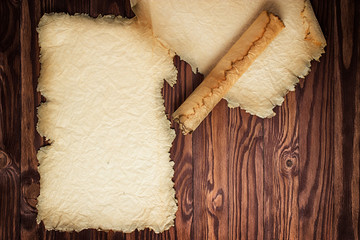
[[1, 0, 359, 239]]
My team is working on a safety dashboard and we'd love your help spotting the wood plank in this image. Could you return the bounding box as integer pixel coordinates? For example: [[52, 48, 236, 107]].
[[0, 0, 21, 239], [298, 0, 359, 239], [193, 97, 229, 240], [297, 41, 335, 240], [264, 91, 299, 240], [333, 1, 360, 238], [228, 110, 264, 240], [164, 57, 196, 240], [20, 0, 43, 238]]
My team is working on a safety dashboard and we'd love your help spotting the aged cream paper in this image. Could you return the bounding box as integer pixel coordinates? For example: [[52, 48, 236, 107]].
[[37, 14, 177, 233], [132, 0, 326, 118]]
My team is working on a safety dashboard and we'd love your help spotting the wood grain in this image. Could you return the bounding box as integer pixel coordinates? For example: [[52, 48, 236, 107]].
[[164, 57, 197, 240], [193, 99, 229, 240], [228, 110, 264, 240], [0, 0, 359, 239], [0, 0, 21, 239], [264, 91, 299, 240], [298, 1, 359, 239]]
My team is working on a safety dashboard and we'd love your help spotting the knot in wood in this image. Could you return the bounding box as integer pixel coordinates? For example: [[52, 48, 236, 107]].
[[279, 151, 298, 178], [0, 150, 11, 170], [211, 189, 224, 211], [286, 159, 293, 167], [22, 182, 40, 209], [22, 169, 40, 210]]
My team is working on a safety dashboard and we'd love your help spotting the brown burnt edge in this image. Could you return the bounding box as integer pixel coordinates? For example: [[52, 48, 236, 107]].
[[173, 117, 193, 135], [301, 0, 325, 47]]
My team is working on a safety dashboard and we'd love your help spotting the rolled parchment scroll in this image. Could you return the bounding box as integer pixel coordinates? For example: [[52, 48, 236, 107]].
[[172, 11, 284, 134]]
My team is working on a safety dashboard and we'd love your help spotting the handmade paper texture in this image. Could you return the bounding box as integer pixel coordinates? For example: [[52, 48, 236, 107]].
[[36, 14, 177, 233], [132, 0, 326, 118]]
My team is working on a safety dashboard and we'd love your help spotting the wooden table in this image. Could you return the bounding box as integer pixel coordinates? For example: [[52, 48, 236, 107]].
[[0, 0, 359, 239]]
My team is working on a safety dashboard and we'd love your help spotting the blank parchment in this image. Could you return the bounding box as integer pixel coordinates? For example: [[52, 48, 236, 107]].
[[36, 13, 177, 233]]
